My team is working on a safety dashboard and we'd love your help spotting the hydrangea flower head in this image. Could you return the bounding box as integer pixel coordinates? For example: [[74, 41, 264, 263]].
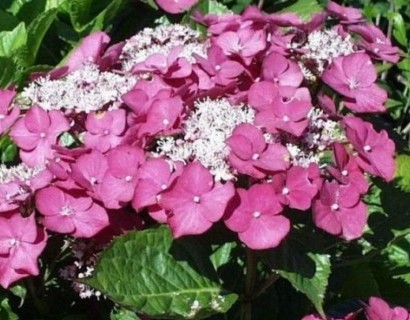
[[36, 186, 109, 238], [312, 181, 367, 240], [322, 53, 387, 112], [160, 161, 234, 237], [224, 183, 289, 249], [0, 212, 47, 288], [10, 105, 70, 167]]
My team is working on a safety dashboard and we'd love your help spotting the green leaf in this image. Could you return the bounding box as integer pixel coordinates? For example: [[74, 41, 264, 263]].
[[0, 9, 20, 31], [63, 0, 92, 32], [1, 142, 17, 163], [196, 0, 231, 15], [111, 308, 142, 320], [392, 13, 408, 47], [395, 154, 410, 193], [263, 241, 330, 317], [88, 0, 127, 33], [279, 0, 322, 21], [0, 57, 16, 88], [86, 227, 238, 319], [277, 254, 330, 317], [45, 0, 66, 10], [9, 284, 27, 307], [0, 297, 18, 320], [26, 9, 58, 65], [0, 22, 27, 57]]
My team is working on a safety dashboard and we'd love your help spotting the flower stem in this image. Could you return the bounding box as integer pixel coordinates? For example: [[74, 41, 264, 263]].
[[242, 248, 256, 320]]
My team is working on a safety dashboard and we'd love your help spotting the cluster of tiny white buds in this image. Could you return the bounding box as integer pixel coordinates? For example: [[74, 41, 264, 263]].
[[120, 24, 208, 71], [286, 143, 321, 167], [19, 64, 137, 113], [301, 29, 355, 74], [155, 98, 255, 181], [59, 239, 103, 300], [0, 163, 45, 185]]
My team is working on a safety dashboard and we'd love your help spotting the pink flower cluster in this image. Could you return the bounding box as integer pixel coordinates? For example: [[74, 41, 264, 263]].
[[303, 296, 410, 320], [0, 1, 399, 287]]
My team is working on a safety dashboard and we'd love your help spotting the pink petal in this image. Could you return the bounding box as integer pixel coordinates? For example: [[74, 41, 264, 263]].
[[239, 215, 290, 249]]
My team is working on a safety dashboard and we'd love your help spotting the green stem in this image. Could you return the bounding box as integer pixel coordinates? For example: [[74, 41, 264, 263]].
[[242, 248, 256, 320], [26, 278, 49, 315], [253, 273, 280, 299]]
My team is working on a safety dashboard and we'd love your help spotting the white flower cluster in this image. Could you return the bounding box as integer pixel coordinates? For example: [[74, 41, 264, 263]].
[[302, 29, 355, 74], [0, 163, 45, 185], [20, 64, 137, 113], [286, 108, 345, 167], [120, 24, 207, 71], [155, 98, 255, 181], [305, 108, 345, 149]]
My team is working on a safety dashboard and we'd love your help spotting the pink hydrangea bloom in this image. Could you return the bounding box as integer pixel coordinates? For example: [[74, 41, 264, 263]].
[[272, 166, 318, 210], [248, 81, 279, 112], [138, 97, 183, 137], [133, 47, 192, 79], [98, 145, 144, 209], [85, 109, 126, 153], [215, 29, 266, 65], [36, 186, 109, 238], [155, 0, 198, 14], [0, 212, 47, 288], [10, 106, 70, 167], [0, 89, 19, 135], [327, 143, 369, 194], [312, 181, 367, 240], [343, 116, 395, 181], [65, 31, 110, 73], [349, 24, 400, 63], [160, 162, 234, 238], [0, 182, 29, 212], [224, 184, 289, 249], [132, 158, 181, 223], [262, 52, 303, 87], [326, 1, 363, 22], [195, 46, 244, 86], [70, 150, 109, 198], [226, 123, 290, 178], [322, 53, 387, 113], [365, 297, 410, 320]]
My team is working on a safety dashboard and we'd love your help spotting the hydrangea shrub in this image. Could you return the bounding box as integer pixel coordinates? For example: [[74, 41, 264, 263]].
[[0, 0, 409, 319]]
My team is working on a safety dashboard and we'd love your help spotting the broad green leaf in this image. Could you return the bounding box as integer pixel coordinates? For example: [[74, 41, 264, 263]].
[[63, 0, 92, 32], [210, 242, 236, 270], [0, 22, 27, 57], [263, 240, 330, 317], [364, 180, 410, 250], [0, 9, 20, 31], [111, 308, 142, 320], [279, 0, 322, 21], [395, 154, 410, 193], [0, 57, 16, 88], [86, 227, 238, 319], [46, 0, 66, 10], [277, 253, 330, 317], [392, 13, 408, 47], [197, 0, 231, 14], [26, 9, 58, 65], [0, 297, 18, 320], [7, 0, 32, 15], [88, 0, 127, 33]]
